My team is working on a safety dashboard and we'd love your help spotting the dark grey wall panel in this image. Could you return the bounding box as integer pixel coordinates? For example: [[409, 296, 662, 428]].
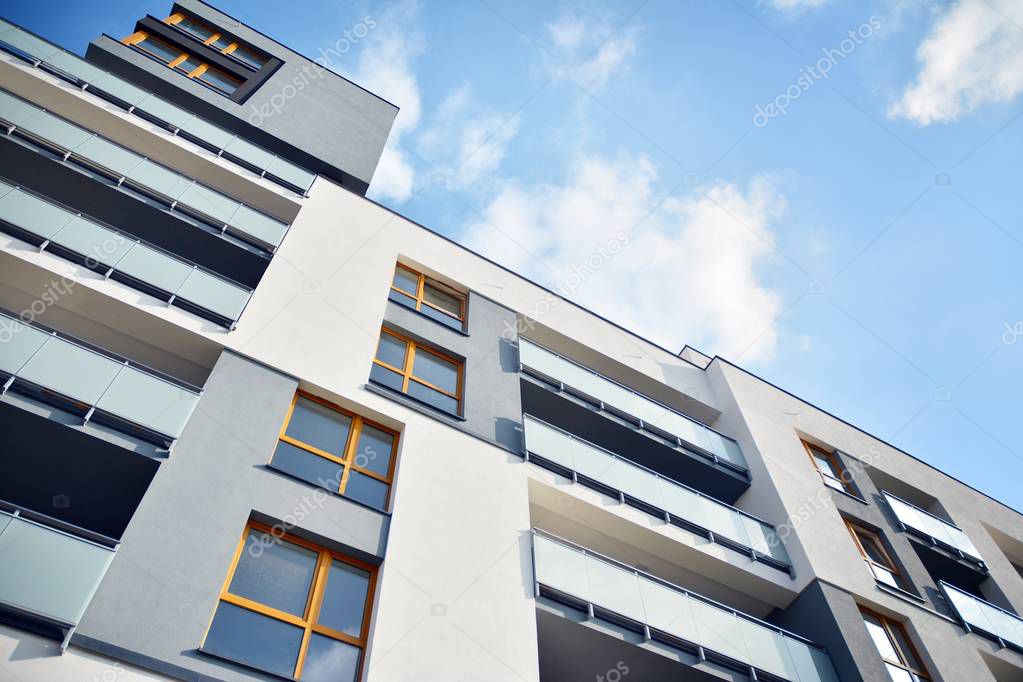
[[85, 0, 397, 194], [379, 292, 523, 454], [75, 350, 389, 681]]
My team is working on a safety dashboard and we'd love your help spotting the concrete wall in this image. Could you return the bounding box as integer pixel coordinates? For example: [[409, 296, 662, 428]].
[[73, 350, 390, 681]]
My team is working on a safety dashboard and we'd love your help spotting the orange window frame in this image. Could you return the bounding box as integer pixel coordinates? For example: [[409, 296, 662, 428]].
[[165, 12, 266, 67], [203, 521, 377, 680], [803, 440, 853, 492], [373, 327, 464, 409], [860, 607, 931, 679], [391, 264, 466, 325], [845, 520, 902, 585], [275, 391, 399, 507], [122, 30, 242, 94]]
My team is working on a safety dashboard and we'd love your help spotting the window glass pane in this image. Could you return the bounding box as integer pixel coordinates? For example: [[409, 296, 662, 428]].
[[862, 613, 900, 661], [375, 334, 407, 369], [419, 303, 464, 330], [271, 441, 344, 492], [387, 289, 416, 309], [285, 397, 352, 456], [870, 564, 899, 588], [231, 45, 267, 69], [423, 282, 462, 317], [204, 602, 302, 678], [317, 560, 370, 636], [354, 424, 394, 476], [812, 452, 838, 478], [406, 380, 459, 415], [412, 351, 458, 394], [210, 35, 233, 50], [175, 16, 217, 41], [392, 267, 419, 294], [888, 622, 923, 670], [136, 35, 182, 64], [369, 364, 403, 392], [344, 471, 389, 511], [196, 65, 241, 94], [230, 530, 318, 616], [173, 56, 203, 75], [301, 633, 360, 682], [856, 532, 888, 566]]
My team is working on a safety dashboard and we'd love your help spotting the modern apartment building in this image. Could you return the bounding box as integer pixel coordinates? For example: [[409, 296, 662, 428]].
[[1, 3, 1022, 681]]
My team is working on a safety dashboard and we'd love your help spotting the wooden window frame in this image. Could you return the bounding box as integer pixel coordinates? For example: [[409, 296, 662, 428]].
[[391, 263, 467, 326], [373, 327, 464, 413], [122, 31, 242, 95], [275, 391, 399, 508], [203, 521, 377, 680], [860, 607, 931, 679], [803, 440, 853, 493], [164, 12, 266, 70], [846, 519, 903, 588]]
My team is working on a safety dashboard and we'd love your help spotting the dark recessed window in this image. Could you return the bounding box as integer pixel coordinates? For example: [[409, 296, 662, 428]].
[[846, 520, 903, 590], [370, 328, 463, 416], [122, 31, 242, 96], [164, 12, 269, 71], [860, 609, 931, 681], [389, 263, 466, 331], [269, 392, 397, 511], [803, 440, 853, 493], [203, 523, 374, 680]]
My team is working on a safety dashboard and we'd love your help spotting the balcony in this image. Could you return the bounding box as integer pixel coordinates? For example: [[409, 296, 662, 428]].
[[0, 87, 289, 252], [0, 510, 115, 636], [519, 339, 749, 502], [532, 531, 838, 682], [0, 310, 201, 446], [0, 180, 252, 327], [0, 19, 316, 195], [882, 492, 984, 567], [940, 581, 1023, 652], [524, 415, 790, 572]]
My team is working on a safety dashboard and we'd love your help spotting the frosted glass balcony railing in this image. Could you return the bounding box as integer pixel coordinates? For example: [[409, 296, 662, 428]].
[[0, 88, 289, 251], [940, 582, 1023, 651], [524, 415, 789, 567], [882, 492, 984, 565], [519, 339, 747, 471], [532, 532, 837, 682], [0, 511, 114, 626], [0, 180, 251, 325], [0, 19, 316, 195], [0, 311, 201, 442]]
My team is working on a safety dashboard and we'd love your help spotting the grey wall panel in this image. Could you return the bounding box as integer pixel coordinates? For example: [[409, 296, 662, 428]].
[[380, 292, 524, 454], [75, 350, 389, 681]]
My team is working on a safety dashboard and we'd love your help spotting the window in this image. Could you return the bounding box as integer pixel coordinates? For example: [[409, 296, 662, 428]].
[[122, 31, 243, 95], [847, 520, 903, 590], [370, 328, 463, 416], [203, 522, 375, 681], [860, 609, 930, 681], [270, 392, 398, 512], [389, 264, 466, 331], [803, 441, 853, 493], [164, 12, 269, 70]]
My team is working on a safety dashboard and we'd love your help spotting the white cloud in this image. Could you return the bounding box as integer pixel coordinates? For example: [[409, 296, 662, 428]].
[[890, 0, 1023, 125], [464, 154, 787, 362], [418, 85, 521, 190], [544, 13, 639, 92], [343, 1, 424, 202], [761, 0, 831, 12]]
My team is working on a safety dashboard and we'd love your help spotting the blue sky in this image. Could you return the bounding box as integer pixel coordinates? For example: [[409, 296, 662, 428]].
[[6, 0, 1022, 510]]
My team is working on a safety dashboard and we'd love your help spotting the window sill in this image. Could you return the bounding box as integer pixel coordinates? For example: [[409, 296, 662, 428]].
[[387, 297, 469, 336], [366, 381, 466, 421]]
